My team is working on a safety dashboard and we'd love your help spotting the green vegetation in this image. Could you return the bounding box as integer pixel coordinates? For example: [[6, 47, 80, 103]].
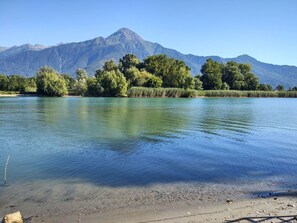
[[0, 54, 297, 97], [0, 74, 36, 93], [36, 66, 68, 96], [128, 87, 297, 98]]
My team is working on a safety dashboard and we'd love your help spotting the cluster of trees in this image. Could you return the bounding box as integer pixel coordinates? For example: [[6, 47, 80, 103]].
[[32, 54, 203, 96], [1, 54, 296, 97], [0, 74, 36, 93], [200, 58, 271, 91]]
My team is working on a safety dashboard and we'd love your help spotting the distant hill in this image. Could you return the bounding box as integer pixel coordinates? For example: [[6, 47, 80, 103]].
[[0, 28, 296, 87]]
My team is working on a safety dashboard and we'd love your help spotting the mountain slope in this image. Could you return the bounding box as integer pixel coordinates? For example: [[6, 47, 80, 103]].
[[0, 28, 296, 88]]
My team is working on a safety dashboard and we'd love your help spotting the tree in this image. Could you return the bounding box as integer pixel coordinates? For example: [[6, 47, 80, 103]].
[[119, 54, 140, 74], [73, 79, 88, 96], [76, 68, 88, 81], [222, 61, 244, 90], [238, 64, 251, 75], [275, 84, 285, 91], [61, 74, 75, 92], [243, 72, 259, 90], [221, 82, 230, 90], [193, 77, 203, 90], [97, 70, 127, 96], [7, 75, 26, 92], [200, 58, 223, 90], [143, 54, 193, 88], [103, 60, 118, 72], [87, 77, 104, 96], [0, 74, 9, 91], [124, 66, 142, 87], [145, 75, 163, 88], [36, 66, 68, 96], [258, 83, 272, 91], [23, 77, 37, 93]]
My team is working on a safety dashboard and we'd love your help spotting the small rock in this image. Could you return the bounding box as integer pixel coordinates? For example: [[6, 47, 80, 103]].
[[186, 212, 191, 215], [287, 204, 295, 207], [273, 197, 277, 200], [226, 199, 233, 204], [2, 211, 23, 223]]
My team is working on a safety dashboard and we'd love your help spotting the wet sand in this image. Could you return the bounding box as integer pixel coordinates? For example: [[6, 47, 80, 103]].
[[2, 180, 297, 222]]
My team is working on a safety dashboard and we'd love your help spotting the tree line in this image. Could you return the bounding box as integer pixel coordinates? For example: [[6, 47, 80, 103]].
[[0, 54, 296, 96]]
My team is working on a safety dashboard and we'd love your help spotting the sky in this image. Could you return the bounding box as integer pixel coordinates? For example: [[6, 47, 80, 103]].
[[0, 0, 296, 66]]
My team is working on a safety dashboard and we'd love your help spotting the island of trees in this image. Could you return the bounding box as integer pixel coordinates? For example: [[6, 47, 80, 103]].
[[0, 54, 297, 97]]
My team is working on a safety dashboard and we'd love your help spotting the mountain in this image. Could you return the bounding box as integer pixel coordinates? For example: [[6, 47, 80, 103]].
[[0, 47, 8, 52], [0, 44, 48, 59], [0, 28, 296, 88]]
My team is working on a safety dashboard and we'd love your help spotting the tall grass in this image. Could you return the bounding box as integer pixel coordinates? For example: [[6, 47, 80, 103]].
[[127, 87, 297, 98], [127, 87, 204, 98]]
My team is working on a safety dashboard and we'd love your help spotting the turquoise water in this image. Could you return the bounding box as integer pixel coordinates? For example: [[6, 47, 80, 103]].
[[1, 97, 297, 216], [1, 97, 297, 185]]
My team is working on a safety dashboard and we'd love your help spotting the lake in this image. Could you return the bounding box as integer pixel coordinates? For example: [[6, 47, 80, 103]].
[[1, 97, 297, 217]]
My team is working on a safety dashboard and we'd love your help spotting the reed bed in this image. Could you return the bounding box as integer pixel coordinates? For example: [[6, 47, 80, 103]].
[[127, 87, 297, 98]]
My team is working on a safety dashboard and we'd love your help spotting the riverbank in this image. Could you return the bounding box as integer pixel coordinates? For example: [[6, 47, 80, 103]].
[[2, 180, 297, 223], [21, 192, 297, 223], [2, 89, 297, 98]]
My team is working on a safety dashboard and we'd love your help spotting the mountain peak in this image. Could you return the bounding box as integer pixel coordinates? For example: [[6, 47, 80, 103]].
[[107, 28, 143, 42]]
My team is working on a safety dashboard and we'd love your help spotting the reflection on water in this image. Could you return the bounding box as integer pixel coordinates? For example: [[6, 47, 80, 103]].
[[1, 97, 297, 216]]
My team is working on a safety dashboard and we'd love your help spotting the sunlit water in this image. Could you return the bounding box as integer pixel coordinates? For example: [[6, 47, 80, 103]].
[[1, 97, 297, 217]]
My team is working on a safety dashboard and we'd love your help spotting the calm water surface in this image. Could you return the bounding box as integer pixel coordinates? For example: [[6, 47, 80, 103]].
[[1, 97, 297, 215]]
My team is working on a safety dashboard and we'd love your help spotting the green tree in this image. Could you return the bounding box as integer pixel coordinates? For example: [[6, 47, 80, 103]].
[[200, 58, 223, 90], [7, 75, 26, 92], [221, 82, 230, 90], [193, 77, 203, 90], [258, 83, 270, 91], [97, 70, 127, 96], [76, 68, 88, 80], [275, 84, 285, 91], [243, 72, 259, 90], [87, 77, 104, 96], [61, 74, 75, 92], [238, 64, 252, 75], [103, 60, 118, 72], [23, 77, 37, 92], [222, 61, 244, 90], [119, 54, 140, 74], [124, 66, 142, 87], [73, 68, 88, 96], [145, 75, 163, 88], [0, 74, 9, 91], [36, 66, 68, 96], [143, 54, 193, 88], [125, 66, 163, 88], [73, 79, 88, 96]]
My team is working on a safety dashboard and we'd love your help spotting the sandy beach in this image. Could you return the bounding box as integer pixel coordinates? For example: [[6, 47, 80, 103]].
[[2, 180, 297, 223], [27, 193, 297, 223]]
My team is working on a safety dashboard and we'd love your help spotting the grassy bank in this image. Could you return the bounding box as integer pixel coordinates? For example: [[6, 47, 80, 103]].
[[127, 87, 297, 98]]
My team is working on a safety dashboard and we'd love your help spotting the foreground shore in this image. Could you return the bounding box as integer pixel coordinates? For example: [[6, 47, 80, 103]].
[[30, 194, 297, 223]]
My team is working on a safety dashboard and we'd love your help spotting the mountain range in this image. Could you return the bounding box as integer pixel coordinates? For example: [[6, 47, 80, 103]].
[[1, 28, 296, 88]]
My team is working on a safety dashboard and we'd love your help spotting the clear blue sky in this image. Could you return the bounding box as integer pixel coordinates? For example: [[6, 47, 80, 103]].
[[1, 0, 296, 66]]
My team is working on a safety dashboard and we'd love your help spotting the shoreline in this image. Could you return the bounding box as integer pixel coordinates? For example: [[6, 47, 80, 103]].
[[2, 180, 297, 223], [1, 94, 297, 98], [27, 193, 297, 223]]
